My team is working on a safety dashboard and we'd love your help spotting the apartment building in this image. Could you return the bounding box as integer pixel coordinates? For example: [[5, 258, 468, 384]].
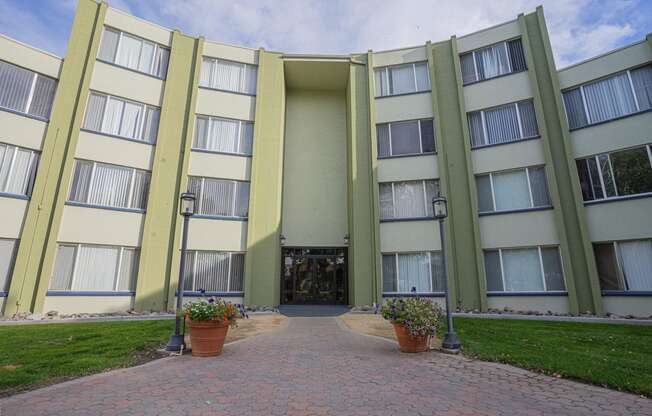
[[1, 0, 650, 317]]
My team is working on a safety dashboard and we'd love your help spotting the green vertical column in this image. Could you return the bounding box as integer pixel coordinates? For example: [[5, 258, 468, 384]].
[[346, 53, 380, 306], [244, 50, 286, 307], [519, 9, 603, 314], [427, 40, 486, 311], [4, 0, 107, 316], [135, 33, 203, 311]]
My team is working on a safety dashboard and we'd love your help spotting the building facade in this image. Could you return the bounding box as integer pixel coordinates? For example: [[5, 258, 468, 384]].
[[1, 0, 651, 317]]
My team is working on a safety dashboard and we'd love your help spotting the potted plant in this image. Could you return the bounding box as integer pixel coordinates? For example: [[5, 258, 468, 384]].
[[184, 298, 242, 357], [380, 298, 442, 353]]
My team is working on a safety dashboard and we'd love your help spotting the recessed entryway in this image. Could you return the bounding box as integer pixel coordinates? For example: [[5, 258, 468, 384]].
[[281, 248, 347, 305]]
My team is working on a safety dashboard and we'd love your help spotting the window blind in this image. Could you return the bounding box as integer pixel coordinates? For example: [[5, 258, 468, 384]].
[[374, 62, 431, 97], [0, 60, 56, 119], [468, 99, 539, 148], [199, 57, 258, 95], [68, 160, 151, 210], [188, 176, 250, 218], [0, 143, 39, 197], [194, 115, 254, 155], [594, 240, 652, 291], [183, 251, 245, 292], [382, 252, 445, 293], [379, 179, 438, 220], [97, 27, 170, 78], [460, 38, 526, 85]]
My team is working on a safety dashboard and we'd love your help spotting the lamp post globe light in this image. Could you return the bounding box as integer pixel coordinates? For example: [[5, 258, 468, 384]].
[[432, 193, 461, 354], [165, 192, 196, 352]]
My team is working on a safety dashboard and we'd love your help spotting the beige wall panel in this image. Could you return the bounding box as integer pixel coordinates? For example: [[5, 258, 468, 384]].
[[0, 34, 61, 77], [188, 152, 251, 181], [0, 198, 28, 239], [479, 210, 559, 248], [569, 112, 652, 158], [196, 89, 256, 121], [90, 61, 163, 107], [104, 8, 172, 46], [558, 42, 652, 88], [602, 297, 652, 318], [203, 41, 258, 65], [373, 46, 427, 67], [58, 206, 144, 246], [471, 139, 546, 174], [187, 219, 248, 251], [377, 155, 439, 182], [463, 71, 532, 112], [75, 130, 154, 170], [457, 20, 521, 53], [380, 221, 440, 252], [585, 198, 652, 242], [43, 296, 134, 314], [282, 90, 348, 247], [375, 93, 433, 123], [487, 296, 570, 314], [0, 111, 48, 151]]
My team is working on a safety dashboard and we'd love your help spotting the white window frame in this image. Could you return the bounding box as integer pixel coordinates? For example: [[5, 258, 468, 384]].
[[88, 92, 158, 143], [381, 251, 443, 294], [380, 179, 437, 220], [375, 62, 430, 97], [464, 39, 522, 85], [100, 27, 169, 78], [193, 115, 253, 156], [201, 56, 257, 95], [478, 166, 549, 213], [192, 176, 250, 218], [184, 251, 245, 293], [471, 100, 537, 148], [379, 119, 434, 157], [0, 143, 39, 197], [488, 246, 565, 293]]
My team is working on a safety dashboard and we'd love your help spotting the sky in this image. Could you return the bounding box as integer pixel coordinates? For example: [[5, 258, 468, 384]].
[[0, 0, 650, 68]]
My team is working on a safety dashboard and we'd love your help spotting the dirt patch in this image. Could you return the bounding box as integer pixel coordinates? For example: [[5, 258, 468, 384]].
[[226, 314, 287, 343], [339, 313, 442, 349]]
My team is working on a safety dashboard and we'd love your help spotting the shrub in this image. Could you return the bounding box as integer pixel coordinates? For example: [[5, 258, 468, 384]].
[[183, 298, 244, 327], [380, 297, 443, 337]]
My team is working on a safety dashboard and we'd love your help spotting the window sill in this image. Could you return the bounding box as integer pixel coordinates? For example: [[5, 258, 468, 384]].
[[380, 217, 435, 223], [198, 85, 256, 97], [79, 128, 156, 146], [486, 291, 568, 297], [96, 59, 166, 81], [180, 291, 244, 297], [46, 291, 135, 297], [378, 152, 436, 160], [568, 107, 652, 132], [583, 192, 652, 206], [0, 106, 49, 123], [191, 148, 252, 158], [0, 192, 30, 201], [374, 90, 431, 100], [382, 292, 444, 298], [462, 69, 528, 87], [65, 201, 146, 214], [479, 206, 553, 217], [602, 291, 652, 297], [471, 135, 540, 151], [192, 214, 248, 221]]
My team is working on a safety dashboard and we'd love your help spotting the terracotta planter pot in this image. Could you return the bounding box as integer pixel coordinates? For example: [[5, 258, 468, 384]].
[[185, 317, 230, 357], [392, 322, 429, 353]]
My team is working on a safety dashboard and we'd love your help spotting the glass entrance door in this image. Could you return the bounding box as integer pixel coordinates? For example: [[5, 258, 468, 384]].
[[281, 248, 347, 305]]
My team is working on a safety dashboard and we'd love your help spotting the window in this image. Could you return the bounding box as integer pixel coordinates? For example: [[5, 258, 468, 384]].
[[460, 38, 526, 85], [68, 160, 150, 211], [594, 240, 652, 291], [576, 145, 652, 202], [83, 92, 160, 143], [476, 166, 551, 213], [382, 252, 445, 293], [468, 99, 538, 148], [97, 27, 170, 78], [0, 143, 39, 197], [187, 176, 250, 218], [377, 119, 435, 158], [374, 62, 430, 97], [563, 65, 652, 129], [379, 179, 439, 220], [183, 251, 244, 293], [199, 57, 257, 95], [50, 243, 139, 292], [0, 239, 18, 292], [484, 246, 565, 293], [0, 60, 56, 119], [193, 115, 254, 156]]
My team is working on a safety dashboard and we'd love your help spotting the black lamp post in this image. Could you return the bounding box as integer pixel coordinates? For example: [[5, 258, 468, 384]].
[[165, 192, 196, 352], [432, 193, 461, 353]]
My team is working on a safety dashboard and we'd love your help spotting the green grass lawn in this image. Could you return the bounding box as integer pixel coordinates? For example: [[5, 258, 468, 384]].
[[0, 319, 174, 397], [447, 317, 652, 397]]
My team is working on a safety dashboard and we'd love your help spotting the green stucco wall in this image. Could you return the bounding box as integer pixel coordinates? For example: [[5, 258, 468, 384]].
[[520, 9, 603, 314], [244, 51, 286, 307], [4, 0, 107, 315], [135, 33, 203, 311], [427, 40, 486, 311]]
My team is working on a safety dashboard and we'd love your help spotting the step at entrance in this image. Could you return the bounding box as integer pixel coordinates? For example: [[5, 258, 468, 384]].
[[278, 305, 350, 317]]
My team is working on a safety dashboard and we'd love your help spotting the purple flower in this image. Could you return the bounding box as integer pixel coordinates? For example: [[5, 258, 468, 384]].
[[207, 297, 215, 304]]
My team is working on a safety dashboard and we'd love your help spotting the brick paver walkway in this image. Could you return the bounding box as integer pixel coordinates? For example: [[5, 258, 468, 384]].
[[1, 317, 650, 415]]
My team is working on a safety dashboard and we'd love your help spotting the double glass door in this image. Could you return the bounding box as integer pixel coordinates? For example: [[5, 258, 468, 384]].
[[281, 248, 347, 305]]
